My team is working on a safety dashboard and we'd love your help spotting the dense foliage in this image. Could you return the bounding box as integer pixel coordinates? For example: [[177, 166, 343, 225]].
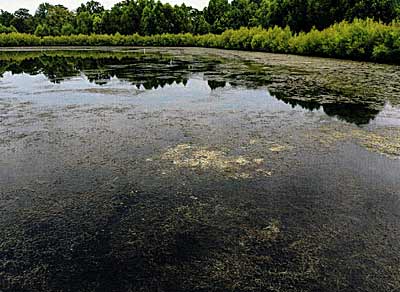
[[0, 0, 399, 63], [0, 19, 398, 63], [0, 0, 399, 36]]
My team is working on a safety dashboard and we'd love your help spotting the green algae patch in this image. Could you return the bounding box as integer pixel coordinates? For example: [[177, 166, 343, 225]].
[[269, 145, 291, 152], [160, 143, 273, 179], [246, 220, 281, 242], [356, 130, 400, 157], [313, 125, 400, 158]]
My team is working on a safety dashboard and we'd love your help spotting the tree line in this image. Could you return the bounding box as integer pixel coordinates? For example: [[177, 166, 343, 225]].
[[0, 19, 399, 63], [0, 0, 399, 36]]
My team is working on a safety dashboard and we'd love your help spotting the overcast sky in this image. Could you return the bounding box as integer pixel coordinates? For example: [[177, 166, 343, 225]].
[[0, 0, 209, 13]]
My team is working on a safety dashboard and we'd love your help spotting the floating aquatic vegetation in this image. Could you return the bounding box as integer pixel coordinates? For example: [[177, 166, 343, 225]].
[[355, 130, 400, 157], [253, 158, 264, 164], [313, 125, 400, 158], [251, 220, 281, 242], [161, 143, 272, 179], [269, 145, 290, 152]]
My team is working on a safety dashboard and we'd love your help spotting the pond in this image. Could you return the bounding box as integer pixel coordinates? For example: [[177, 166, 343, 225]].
[[0, 47, 400, 292]]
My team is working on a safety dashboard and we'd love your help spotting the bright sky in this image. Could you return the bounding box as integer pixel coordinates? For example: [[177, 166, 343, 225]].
[[0, 0, 210, 13]]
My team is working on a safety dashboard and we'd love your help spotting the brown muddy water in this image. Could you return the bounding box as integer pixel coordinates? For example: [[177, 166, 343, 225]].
[[0, 47, 400, 292]]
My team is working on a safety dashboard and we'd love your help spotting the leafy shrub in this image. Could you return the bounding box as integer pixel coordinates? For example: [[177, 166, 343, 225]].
[[0, 25, 17, 34]]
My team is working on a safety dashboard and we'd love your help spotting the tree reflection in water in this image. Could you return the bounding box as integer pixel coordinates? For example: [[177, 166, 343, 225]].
[[0, 50, 384, 125]]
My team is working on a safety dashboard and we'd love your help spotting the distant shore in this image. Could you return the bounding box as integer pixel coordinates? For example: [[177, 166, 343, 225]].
[[0, 19, 399, 64]]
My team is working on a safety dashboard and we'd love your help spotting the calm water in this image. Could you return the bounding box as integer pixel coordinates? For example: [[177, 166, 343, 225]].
[[1, 48, 400, 292], [1, 49, 398, 126]]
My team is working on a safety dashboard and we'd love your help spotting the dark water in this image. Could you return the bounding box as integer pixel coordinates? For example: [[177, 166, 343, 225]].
[[0, 48, 400, 292]]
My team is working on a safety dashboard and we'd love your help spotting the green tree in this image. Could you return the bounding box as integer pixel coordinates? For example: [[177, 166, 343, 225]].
[[119, 1, 141, 35], [2, 0, 399, 40], [0, 10, 14, 27], [0, 24, 17, 33], [61, 23, 75, 35], [227, 0, 258, 29], [92, 15, 103, 34], [172, 4, 194, 34], [257, 0, 400, 32], [34, 23, 50, 36], [11, 8, 35, 33], [47, 5, 73, 35], [76, 11, 93, 34], [35, 3, 52, 20], [192, 11, 211, 34], [77, 1, 105, 14], [141, 1, 164, 35], [34, 4, 73, 35], [344, 0, 399, 22], [204, 0, 231, 33]]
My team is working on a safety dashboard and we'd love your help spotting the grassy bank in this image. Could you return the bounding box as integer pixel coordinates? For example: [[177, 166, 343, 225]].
[[0, 19, 399, 63]]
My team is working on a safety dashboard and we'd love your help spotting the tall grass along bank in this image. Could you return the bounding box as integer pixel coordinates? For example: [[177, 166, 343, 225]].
[[0, 19, 399, 64]]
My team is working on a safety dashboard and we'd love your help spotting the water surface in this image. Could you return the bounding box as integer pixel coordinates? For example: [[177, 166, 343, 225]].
[[1, 48, 400, 292]]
